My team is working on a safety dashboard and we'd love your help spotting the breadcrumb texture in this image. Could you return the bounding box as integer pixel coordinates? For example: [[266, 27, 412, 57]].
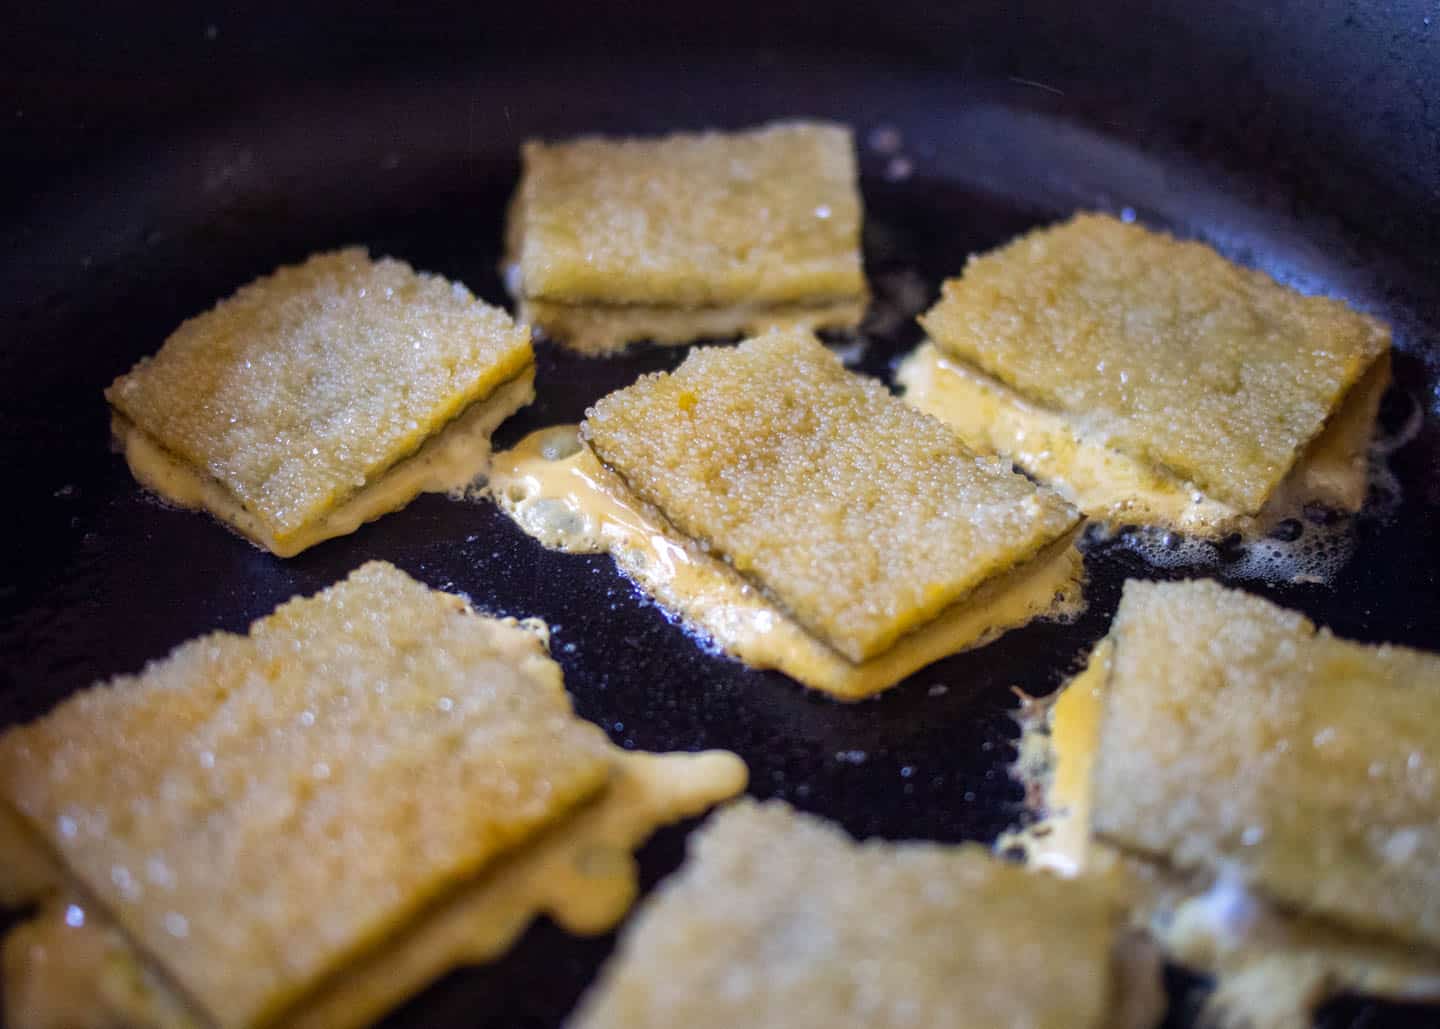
[[511, 122, 865, 307], [0, 561, 611, 1029], [1093, 578, 1440, 951], [920, 214, 1390, 513], [583, 330, 1078, 663], [106, 249, 533, 548], [571, 800, 1122, 1029]]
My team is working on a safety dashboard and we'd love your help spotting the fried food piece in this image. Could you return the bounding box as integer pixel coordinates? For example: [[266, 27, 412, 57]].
[[916, 214, 1390, 519], [1092, 578, 1440, 951], [583, 330, 1079, 664], [505, 122, 866, 353], [107, 249, 534, 556], [491, 426, 1085, 699], [0, 562, 613, 1029], [511, 122, 862, 305], [2, 749, 746, 1029], [571, 800, 1147, 1029], [1007, 594, 1440, 1027]]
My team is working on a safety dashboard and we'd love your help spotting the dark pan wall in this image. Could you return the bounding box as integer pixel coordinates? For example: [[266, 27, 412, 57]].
[[6, 0, 1439, 264]]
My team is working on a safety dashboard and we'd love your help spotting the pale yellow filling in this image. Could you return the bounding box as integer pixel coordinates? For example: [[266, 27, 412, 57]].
[[897, 344, 1390, 535], [516, 295, 866, 356], [1003, 641, 1112, 878], [1004, 642, 1440, 1029], [112, 369, 535, 557], [489, 427, 1084, 700], [1, 750, 746, 1029]]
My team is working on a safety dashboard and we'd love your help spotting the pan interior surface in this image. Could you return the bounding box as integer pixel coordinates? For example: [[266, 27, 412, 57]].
[[2, 49, 1438, 1029]]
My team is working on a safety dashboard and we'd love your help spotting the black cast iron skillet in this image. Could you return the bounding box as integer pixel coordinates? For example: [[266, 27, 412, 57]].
[[3, 3, 1439, 1026]]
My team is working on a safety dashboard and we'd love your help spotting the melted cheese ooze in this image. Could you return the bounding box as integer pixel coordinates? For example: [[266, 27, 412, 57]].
[[113, 369, 535, 557], [489, 427, 1084, 700], [897, 343, 1389, 535], [1004, 641, 1112, 878], [1, 750, 745, 1029], [1004, 643, 1440, 1029], [518, 296, 866, 355]]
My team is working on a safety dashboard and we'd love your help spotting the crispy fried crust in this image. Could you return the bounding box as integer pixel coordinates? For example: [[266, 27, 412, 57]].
[[0, 562, 611, 1029], [571, 800, 1124, 1029], [510, 122, 865, 308], [583, 330, 1078, 663], [106, 249, 533, 548], [1092, 579, 1440, 951], [920, 214, 1390, 513]]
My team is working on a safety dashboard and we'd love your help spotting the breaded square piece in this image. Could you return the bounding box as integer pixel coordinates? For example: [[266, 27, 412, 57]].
[[0, 562, 612, 1029], [0, 750, 748, 1029], [106, 249, 534, 555], [570, 800, 1125, 1029], [583, 330, 1078, 663], [506, 122, 866, 351], [1092, 578, 1440, 951], [920, 214, 1389, 513], [510, 121, 863, 307]]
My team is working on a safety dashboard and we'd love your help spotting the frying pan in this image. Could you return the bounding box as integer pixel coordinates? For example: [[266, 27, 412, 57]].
[[3, 2, 1438, 1026]]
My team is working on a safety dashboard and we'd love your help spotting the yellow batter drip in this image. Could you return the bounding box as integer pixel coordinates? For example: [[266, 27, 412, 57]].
[[1, 750, 745, 1029], [489, 427, 1085, 700], [897, 343, 1389, 535], [1003, 641, 1111, 877], [516, 295, 866, 356], [114, 370, 535, 558]]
